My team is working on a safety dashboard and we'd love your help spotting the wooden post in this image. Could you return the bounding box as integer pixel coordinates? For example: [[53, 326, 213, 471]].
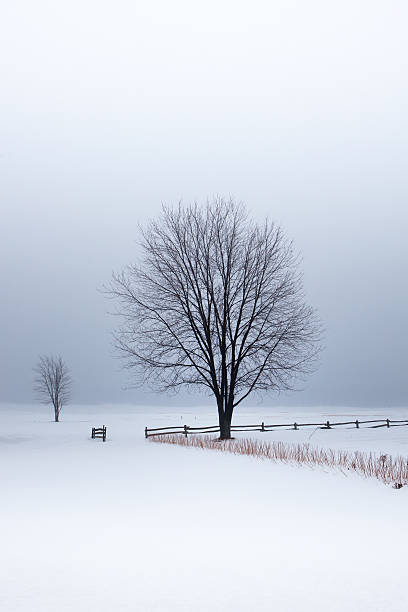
[[91, 427, 95, 439], [145, 427, 148, 438], [261, 422, 265, 432], [294, 422, 298, 430], [184, 425, 188, 437], [355, 420, 359, 428], [326, 421, 331, 429], [103, 426, 106, 442], [386, 419, 390, 428]]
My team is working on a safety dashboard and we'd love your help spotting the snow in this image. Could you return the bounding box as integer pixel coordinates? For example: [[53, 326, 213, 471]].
[[1, 403, 408, 611]]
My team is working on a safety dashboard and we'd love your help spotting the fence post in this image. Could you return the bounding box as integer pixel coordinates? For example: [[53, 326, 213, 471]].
[[145, 427, 148, 438], [91, 427, 95, 439], [184, 425, 188, 437], [294, 422, 298, 430], [386, 419, 390, 428], [261, 422, 265, 432], [103, 426, 106, 442], [355, 420, 359, 428], [326, 421, 331, 429]]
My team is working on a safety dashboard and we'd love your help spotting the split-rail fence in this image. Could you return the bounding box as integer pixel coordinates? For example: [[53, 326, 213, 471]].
[[91, 426, 107, 442], [145, 418, 408, 438]]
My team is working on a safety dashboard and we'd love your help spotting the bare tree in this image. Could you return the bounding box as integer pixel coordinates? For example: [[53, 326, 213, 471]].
[[34, 355, 72, 422], [108, 199, 321, 439]]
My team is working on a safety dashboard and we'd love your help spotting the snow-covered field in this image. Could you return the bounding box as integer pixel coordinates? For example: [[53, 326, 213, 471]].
[[1, 403, 408, 612]]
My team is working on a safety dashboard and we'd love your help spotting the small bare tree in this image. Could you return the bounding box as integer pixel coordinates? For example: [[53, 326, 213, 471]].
[[108, 199, 321, 439], [34, 355, 71, 422]]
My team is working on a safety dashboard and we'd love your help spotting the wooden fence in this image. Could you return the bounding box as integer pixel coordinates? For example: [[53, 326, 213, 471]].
[[91, 426, 107, 442], [145, 418, 408, 438]]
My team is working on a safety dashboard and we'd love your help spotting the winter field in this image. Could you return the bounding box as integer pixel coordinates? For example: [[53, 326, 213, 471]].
[[1, 403, 408, 612]]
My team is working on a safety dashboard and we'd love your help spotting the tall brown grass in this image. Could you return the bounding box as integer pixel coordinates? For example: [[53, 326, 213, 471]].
[[150, 434, 407, 487]]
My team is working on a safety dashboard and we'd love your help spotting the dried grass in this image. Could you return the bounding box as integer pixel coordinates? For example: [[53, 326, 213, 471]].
[[150, 433, 408, 487]]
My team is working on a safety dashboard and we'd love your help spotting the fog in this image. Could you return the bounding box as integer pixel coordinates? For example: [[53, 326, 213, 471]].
[[1, 0, 407, 407]]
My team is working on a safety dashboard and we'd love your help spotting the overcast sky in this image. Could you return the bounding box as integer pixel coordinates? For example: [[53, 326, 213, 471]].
[[1, 0, 407, 407]]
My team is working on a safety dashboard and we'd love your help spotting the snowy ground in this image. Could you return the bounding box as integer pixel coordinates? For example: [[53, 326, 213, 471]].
[[1, 403, 408, 612]]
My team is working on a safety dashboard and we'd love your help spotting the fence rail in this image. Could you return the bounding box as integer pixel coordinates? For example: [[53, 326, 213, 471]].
[[145, 418, 408, 438], [92, 426, 107, 442]]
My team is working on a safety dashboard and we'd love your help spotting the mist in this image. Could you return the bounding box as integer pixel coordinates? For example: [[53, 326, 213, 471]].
[[1, 0, 407, 407]]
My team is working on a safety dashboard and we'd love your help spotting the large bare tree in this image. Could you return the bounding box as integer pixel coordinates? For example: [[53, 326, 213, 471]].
[[108, 199, 321, 439], [34, 355, 72, 422]]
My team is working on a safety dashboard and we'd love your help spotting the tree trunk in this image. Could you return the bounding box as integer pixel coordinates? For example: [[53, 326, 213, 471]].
[[217, 398, 232, 439], [219, 418, 231, 439]]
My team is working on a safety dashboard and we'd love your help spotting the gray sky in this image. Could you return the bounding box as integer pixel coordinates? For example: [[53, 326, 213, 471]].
[[1, 0, 407, 407]]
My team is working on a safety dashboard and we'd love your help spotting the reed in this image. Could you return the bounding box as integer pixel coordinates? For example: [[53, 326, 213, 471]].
[[150, 434, 407, 487]]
